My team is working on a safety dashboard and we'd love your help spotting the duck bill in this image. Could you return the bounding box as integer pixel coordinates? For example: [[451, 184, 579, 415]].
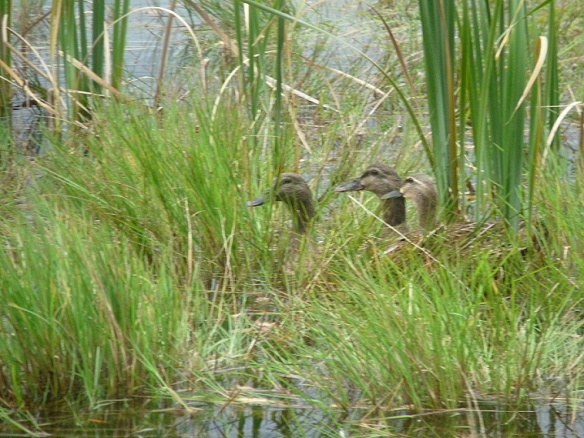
[[334, 178, 363, 192], [247, 194, 266, 207], [380, 189, 403, 200]]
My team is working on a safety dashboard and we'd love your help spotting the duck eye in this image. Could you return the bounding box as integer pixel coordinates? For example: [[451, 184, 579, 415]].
[[405, 177, 414, 183], [369, 170, 379, 176], [281, 178, 292, 185]]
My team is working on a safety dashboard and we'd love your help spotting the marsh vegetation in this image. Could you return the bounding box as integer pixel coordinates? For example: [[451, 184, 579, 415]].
[[0, 0, 583, 436]]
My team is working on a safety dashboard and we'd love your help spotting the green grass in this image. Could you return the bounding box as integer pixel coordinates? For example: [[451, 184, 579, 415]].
[[1, 95, 581, 414], [1, 0, 583, 435]]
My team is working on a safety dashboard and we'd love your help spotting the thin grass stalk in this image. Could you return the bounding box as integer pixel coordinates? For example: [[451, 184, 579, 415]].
[[273, 0, 285, 173], [74, 0, 92, 123], [76, 0, 88, 66], [441, 1, 459, 218], [580, 111, 584, 174], [48, 0, 63, 132], [544, 0, 559, 152], [527, 39, 545, 233], [233, 0, 245, 90], [154, 0, 177, 110], [458, 0, 476, 216], [499, 0, 527, 227], [91, 0, 105, 95], [251, 2, 279, 171], [111, 0, 130, 91], [0, 1, 12, 120], [247, 3, 260, 121], [233, 0, 264, 154], [57, 0, 78, 122]]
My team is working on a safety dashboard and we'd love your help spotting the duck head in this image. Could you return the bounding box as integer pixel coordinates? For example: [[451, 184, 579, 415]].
[[334, 163, 403, 198], [248, 173, 316, 234], [335, 163, 406, 229], [383, 174, 438, 230]]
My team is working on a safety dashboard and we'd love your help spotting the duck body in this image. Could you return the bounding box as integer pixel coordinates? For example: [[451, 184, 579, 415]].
[[383, 174, 521, 257]]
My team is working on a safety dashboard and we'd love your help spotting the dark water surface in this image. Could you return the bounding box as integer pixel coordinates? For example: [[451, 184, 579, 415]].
[[2, 398, 584, 437]]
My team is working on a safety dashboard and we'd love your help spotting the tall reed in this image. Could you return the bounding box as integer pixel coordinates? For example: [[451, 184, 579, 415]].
[[231, 0, 290, 176], [418, 0, 560, 227], [0, 0, 132, 133], [111, 0, 130, 91], [50, 0, 130, 125]]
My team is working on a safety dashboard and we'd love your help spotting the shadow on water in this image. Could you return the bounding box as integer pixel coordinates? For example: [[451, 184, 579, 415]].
[[2, 397, 584, 437]]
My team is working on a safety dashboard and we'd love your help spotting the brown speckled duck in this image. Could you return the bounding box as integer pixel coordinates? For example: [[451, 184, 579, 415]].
[[383, 174, 522, 255]]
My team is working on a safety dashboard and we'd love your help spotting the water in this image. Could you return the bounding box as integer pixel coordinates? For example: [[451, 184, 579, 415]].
[[2, 398, 584, 437]]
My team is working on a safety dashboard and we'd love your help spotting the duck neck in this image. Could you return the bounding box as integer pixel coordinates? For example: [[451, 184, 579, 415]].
[[414, 195, 437, 231], [289, 200, 316, 235], [380, 197, 407, 230]]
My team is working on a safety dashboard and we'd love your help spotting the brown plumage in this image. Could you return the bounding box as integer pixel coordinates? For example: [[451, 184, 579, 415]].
[[383, 174, 518, 255], [382, 174, 438, 231], [334, 163, 406, 233], [248, 173, 318, 274], [248, 173, 316, 236]]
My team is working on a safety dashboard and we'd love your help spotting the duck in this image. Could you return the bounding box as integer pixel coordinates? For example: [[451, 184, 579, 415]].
[[382, 174, 439, 231], [382, 174, 522, 255], [334, 163, 406, 233], [248, 172, 316, 236]]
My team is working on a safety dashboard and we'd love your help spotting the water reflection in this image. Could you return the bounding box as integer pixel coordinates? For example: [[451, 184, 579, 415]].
[[2, 398, 583, 437], [376, 401, 584, 438]]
